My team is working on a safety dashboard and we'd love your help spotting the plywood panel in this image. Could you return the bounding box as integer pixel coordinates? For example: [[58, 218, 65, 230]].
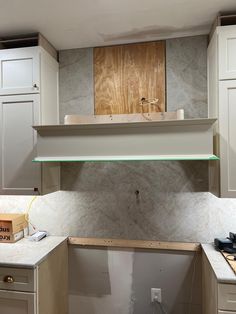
[[222, 252, 236, 275], [94, 41, 165, 114]]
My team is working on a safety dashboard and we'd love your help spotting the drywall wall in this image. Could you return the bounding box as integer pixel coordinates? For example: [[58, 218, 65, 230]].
[[69, 247, 134, 314], [1, 35, 236, 314], [68, 246, 201, 314]]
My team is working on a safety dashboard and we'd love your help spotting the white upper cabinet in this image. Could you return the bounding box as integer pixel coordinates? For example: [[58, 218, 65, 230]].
[[0, 94, 40, 194], [0, 47, 40, 95], [0, 45, 60, 195], [218, 26, 236, 80], [219, 81, 236, 197], [208, 25, 236, 197]]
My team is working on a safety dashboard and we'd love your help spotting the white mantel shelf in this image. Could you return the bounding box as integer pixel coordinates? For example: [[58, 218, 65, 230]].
[[33, 118, 218, 162]]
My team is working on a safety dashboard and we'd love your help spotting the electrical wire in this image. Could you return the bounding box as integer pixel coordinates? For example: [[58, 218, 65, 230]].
[[153, 300, 168, 314], [25, 196, 38, 231], [139, 97, 160, 121], [225, 254, 236, 261]]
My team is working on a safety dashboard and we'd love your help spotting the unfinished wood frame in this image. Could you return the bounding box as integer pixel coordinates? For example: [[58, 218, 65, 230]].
[[64, 109, 184, 124], [94, 41, 166, 115], [68, 237, 200, 252]]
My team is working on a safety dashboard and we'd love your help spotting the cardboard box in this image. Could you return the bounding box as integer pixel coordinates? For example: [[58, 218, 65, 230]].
[[0, 214, 28, 234], [0, 230, 24, 243]]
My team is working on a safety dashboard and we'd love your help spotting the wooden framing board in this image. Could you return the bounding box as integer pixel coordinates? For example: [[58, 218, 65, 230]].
[[68, 237, 200, 252], [64, 110, 184, 125], [94, 41, 166, 115]]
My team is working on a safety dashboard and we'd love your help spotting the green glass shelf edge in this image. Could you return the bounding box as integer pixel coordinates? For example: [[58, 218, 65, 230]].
[[32, 155, 219, 162]]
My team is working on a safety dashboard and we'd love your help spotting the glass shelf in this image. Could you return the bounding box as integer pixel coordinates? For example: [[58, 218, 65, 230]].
[[33, 155, 219, 162]]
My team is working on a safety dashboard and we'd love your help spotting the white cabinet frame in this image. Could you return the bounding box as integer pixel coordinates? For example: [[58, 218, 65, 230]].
[[0, 290, 36, 314], [0, 47, 40, 95], [0, 94, 41, 194], [219, 26, 236, 80]]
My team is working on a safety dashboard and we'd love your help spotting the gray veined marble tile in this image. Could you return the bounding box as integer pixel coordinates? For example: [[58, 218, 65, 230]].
[[59, 48, 94, 123], [1, 35, 236, 244], [166, 35, 208, 118]]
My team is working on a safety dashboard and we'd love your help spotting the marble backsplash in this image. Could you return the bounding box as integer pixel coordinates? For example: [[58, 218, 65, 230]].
[[1, 35, 236, 243]]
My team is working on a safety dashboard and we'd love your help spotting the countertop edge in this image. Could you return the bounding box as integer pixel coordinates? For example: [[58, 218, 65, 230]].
[[201, 243, 236, 284], [0, 236, 68, 268]]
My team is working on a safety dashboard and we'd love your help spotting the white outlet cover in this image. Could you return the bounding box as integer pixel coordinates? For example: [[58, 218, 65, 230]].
[[151, 288, 162, 303]]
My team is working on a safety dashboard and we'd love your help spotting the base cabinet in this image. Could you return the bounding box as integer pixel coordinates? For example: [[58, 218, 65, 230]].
[[0, 241, 68, 314], [0, 290, 35, 314], [202, 252, 236, 314]]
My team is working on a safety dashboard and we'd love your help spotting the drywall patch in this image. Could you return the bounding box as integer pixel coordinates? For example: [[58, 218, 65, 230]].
[[107, 248, 134, 314], [69, 247, 134, 314], [69, 246, 111, 296]]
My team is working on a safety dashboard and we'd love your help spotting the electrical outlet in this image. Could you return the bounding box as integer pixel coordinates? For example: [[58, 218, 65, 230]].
[[151, 288, 162, 303]]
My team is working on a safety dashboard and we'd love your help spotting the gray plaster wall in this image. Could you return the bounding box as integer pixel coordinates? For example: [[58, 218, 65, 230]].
[[1, 35, 236, 314]]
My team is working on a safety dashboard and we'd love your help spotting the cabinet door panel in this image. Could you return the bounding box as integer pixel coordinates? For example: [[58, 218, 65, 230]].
[[219, 27, 236, 80], [219, 81, 236, 197], [0, 94, 40, 194], [0, 290, 35, 314], [0, 47, 40, 95]]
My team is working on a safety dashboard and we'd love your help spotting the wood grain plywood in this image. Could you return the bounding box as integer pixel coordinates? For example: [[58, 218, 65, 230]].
[[94, 41, 165, 115], [222, 251, 236, 274]]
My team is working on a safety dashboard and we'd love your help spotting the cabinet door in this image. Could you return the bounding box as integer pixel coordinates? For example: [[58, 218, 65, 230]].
[[219, 81, 236, 197], [0, 94, 41, 194], [219, 26, 236, 80], [0, 290, 36, 314], [0, 47, 40, 95]]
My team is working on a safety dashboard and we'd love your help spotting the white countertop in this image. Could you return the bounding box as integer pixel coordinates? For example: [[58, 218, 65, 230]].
[[0, 236, 67, 268], [202, 243, 236, 284]]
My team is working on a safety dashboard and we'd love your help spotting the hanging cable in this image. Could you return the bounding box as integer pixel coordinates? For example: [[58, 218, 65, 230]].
[[139, 97, 160, 121], [153, 300, 168, 314], [25, 196, 38, 232]]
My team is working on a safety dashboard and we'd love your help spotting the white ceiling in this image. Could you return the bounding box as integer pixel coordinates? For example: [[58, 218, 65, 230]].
[[0, 0, 236, 50]]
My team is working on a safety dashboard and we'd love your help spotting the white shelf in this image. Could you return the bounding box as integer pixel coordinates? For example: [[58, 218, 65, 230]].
[[33, 118, 218, 162]]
